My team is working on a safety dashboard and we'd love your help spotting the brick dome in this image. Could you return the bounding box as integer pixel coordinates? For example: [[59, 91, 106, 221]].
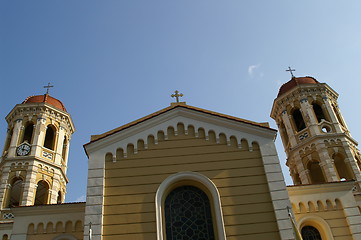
[[277, 76, 319, 97], [22, 94, 67, 112]]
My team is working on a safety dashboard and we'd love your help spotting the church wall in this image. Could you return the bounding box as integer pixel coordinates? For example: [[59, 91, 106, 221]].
[[102, 131, 281, 240]]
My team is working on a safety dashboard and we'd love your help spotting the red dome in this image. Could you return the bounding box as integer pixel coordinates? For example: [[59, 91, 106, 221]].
[[277, 76, 319, 97], [22, 94, 67, 112]]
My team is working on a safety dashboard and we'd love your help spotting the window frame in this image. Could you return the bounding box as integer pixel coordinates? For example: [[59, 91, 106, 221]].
[[155, 172, 226, 240]]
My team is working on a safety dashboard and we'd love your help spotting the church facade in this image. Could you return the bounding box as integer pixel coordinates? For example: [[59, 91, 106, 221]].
[[0, 76, 360, 240]]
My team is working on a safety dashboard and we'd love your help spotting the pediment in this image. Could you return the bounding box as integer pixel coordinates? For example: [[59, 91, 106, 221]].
[[84, 105, 276, 157]]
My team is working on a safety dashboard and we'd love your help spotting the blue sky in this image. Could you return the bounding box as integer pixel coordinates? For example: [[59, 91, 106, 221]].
[[1, 1, 361, 202]]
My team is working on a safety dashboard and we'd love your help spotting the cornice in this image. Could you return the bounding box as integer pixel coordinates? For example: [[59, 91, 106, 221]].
[[84, 107, 276, 156]]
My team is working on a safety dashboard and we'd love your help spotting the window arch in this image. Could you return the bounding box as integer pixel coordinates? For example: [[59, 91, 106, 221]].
[[292, 108, 306, 132], [301, 226, 322, 240], [308, 161, 326, 184], [333, 153, 354, 180], [312, 103, 327, 123], [332, 104, 346, 128], [22, 122, 34, 144], [34, 180, 49, 205], [57, 191, 62, 204], [62, 136, 68, 161], [297, 215, 334, 240], [165, 185, 215, 240], [7, 177, 23, 207], [156, 172, 226, 240], [44, 125, 56, 150]]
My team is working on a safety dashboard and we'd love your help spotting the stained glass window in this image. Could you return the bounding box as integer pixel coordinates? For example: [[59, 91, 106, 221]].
[[164, 185, 215, 240], [301, 226, 322, 240]]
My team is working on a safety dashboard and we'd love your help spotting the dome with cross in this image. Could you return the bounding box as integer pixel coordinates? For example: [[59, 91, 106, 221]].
[[277, 76, 319, 97], [22, 94, 67, 112]]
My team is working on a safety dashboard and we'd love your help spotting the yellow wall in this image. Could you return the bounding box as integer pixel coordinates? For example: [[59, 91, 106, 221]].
[[103, 130, 281, 240], [27, 220, 83, 240]]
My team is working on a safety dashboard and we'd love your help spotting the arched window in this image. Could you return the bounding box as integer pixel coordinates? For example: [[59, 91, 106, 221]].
[[57, 191, 62, 204], [34, 180, 49, 205], [44, 125, 56, 150], [292, 108, 306, 132], [312, 103, 327, 123], [333, 154, 354, 180], [8, 178, 23, 207], [156, 172, 226, 240], [62, 136, 68, 161], [308, 161, 326, 184], [332, 105, 346, 128], [301, 226, 322, 240], [165, 185, 215, 240], [22, 122, 34, 143]]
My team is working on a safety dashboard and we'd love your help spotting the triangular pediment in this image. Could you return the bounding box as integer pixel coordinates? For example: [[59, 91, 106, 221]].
[[84, 104, 276, 157]]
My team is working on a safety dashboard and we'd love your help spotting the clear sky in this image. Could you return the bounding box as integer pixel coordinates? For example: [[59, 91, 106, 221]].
[[1, 1, 361, 202]]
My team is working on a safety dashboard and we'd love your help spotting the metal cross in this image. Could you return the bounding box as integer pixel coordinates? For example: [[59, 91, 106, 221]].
[[171, 90, 183, 103], [286, 66, 296, 78], [43, 82, 54, 94]]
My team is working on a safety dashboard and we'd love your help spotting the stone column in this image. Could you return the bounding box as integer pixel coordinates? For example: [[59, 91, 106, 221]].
[[299, 98, 318, 135], [342, 140, 361, 182], [316, 144, 339, 182], [54, 125, 66, 165], [281, 110, 297, 147], [21, 165, 38, 206], [8, 119, 23, 157], [322, 97, 343, 132], [0, 167, 11, 209]]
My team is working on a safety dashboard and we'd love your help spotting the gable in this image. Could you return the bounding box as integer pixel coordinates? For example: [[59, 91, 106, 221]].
[[84, 106, 276, 158]]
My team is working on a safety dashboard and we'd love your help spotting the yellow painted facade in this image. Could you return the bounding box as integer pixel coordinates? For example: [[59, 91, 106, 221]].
[[103, 127, 280, 239], [0, 75, 360, 240]]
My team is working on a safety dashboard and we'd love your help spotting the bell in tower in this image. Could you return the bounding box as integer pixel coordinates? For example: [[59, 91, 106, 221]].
[[271, 76, 361, 186], [0, 89, 75, 209]]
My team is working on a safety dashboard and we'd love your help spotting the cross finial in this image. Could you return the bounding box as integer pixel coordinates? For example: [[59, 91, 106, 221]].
[[43, 82, 54, 95], [171, 90, 183, 103], [286, 66, 296, 78]]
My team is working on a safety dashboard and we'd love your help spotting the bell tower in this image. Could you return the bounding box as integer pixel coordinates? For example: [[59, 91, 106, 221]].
[[271, 76, 361, 186], [0, 92, 75, 209]]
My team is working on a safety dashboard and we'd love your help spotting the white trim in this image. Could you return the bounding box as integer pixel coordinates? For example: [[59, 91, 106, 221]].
[[297, 215, 334, 240], [155, 172, 226, 240]]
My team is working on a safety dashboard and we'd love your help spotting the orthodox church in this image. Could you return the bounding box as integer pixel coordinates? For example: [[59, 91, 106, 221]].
[[0, 75, 360, 240]]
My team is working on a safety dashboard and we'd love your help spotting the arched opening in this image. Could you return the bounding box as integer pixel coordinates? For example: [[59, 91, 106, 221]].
[[22, 122, 34, 143], [312, 103, 327, 123], [164, 185, 215, 240], [301, 226, 322, 240], [44, 125, 56, 150], [332, 105, 346, 128], [34, 180, 49, 205], [308, 161, 326, 184], [8, 177, 23, 207], [3, 128, 13, 154], [62, 136, 68, 161], [292, 108, 306, 132], [2, 234, 8, 240], [57, 191, 62, 204], [333, 154, 354, 180], [156, 172, 226, 240]]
